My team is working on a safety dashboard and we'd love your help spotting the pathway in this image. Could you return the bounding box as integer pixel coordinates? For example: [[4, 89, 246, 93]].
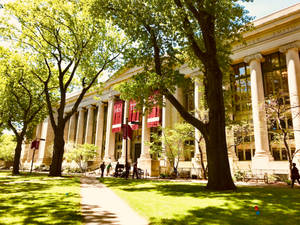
[[80, 176, 148, 225]]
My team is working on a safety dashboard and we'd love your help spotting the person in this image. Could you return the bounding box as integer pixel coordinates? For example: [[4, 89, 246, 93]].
[[100, 162, 105, 178], [106, 162, 112, 176], [132, 162, 139, 179], [125, 162, 130, 179], [291, 163, 300, 188], [114, 161, 120, 177]]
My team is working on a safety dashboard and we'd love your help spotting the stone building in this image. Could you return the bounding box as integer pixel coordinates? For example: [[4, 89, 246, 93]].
[[21, 3, 300, 177]]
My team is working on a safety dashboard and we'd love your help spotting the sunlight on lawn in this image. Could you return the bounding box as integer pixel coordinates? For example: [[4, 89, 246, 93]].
[[0, 171, 82, 225], [100, 178, 300, 225]]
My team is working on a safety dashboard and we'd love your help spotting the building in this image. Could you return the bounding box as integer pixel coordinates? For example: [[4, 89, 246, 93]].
[[21, 3, 300, 178]]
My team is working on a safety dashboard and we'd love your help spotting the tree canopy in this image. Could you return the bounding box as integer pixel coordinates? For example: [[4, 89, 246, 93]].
[[93, 0, 252, 190]]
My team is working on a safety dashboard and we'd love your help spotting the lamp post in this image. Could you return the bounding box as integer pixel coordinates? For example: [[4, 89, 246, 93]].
[[30, 138, 45, 173], [124, 118, 140, 179]]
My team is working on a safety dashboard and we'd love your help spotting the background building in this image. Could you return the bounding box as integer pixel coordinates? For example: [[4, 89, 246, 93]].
[[21, 3, 300, 178]]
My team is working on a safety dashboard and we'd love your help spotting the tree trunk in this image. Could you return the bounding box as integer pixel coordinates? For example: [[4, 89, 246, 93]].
[[205, 60, 236, 190], [49, 125, 65, 176], [12, 137, 23, 175]]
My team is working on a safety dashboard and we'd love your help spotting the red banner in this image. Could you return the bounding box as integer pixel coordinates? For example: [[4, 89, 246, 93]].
[[147, 93, 161, 127], [31, 140, 40, 149], [128, 100, 140, 130], [122, 124, 133, 139], [112, 100, 124, 133]]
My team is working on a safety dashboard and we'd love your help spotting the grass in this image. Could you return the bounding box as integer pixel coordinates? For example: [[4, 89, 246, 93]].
[[100, 178, 300, 225], [0, 170, 82, 225]]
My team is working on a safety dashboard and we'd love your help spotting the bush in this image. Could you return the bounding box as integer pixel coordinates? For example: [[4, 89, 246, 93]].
[[234, 170, 246, 181]]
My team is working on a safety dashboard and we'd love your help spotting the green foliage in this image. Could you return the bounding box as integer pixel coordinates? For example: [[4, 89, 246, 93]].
[[64, 144, 98, 172], [148, 123, 194, 170], [0, 134, 16, 162], [0, 48, 47, 139]]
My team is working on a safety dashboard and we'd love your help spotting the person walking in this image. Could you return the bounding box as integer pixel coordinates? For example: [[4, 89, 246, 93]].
[[106, 162, 112, 176], [100, 162, 105, 178], [291, 163, 300, 188], [114, 161, 120, 177], [132, 162, 139, 179]]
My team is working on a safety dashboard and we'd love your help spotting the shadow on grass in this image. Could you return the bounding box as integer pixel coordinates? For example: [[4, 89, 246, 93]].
[[101, 178, 300, 225], [0, 173, 82, 225]]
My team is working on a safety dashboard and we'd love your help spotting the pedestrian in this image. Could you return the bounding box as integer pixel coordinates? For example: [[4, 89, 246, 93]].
[[115, 161, 120, 177], [132, 162, 139, 179], [106, 162, 112, 176], [291, 163, 300, 188], [100, 162, 105, 178]]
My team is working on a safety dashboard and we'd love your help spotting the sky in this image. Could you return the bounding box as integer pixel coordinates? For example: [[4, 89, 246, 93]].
[[240, 0, 300, 19]]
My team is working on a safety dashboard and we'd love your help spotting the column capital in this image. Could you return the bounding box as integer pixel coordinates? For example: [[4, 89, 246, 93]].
[[279, 41, 300, 53], [78, 107, 86, 112], [86, 105, 95, 110], [244, 53, 263, 64]]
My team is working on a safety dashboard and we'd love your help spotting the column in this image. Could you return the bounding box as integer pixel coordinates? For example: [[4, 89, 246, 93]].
[[95, 102, 104, 162], [138, 106, 160, 177], [37, 118, 49, 164], [75, 108, 85, 145], [67, 113, 77, 144], [63, 115, 69, 142], [140, 107, 151, 159], [280, 41, 300, 162], [244, 53, 273, 170], [103, 97, 115, 162], [85, 105, 95, 144], [120, 100, 131, 163], [172, 87, 184, 124]]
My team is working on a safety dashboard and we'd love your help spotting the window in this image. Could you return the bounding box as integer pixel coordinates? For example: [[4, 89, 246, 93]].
[[231, 63, 255, 161]]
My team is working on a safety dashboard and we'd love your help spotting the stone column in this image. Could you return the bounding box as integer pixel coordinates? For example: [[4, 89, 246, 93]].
[[63, 115, 69, 142], [104, 97, 115, 162], [37, 118, 49, 164], [95, 103, 105, 163], [160, 96, 172, 170], [67, 113, 77, 144], [191, 79, 205, 177], [280, 41, 300, 163], [244, 53, 273, 171], [138, 107, 159, 176], [172, 87, 184, 124], [140, 107, 151, 159], [120, 100, 131, 164], [85, 105, 95, 144], [75, 108, 86, 145]]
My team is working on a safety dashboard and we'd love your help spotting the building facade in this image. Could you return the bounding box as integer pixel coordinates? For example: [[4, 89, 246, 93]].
[[21, 4, 300, 177]]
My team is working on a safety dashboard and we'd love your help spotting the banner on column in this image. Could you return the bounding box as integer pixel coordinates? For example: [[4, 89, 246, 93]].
[[128, 100, 140, 130], [112, 100, 124, 133], [122, 124, 133, 139], [147, 92, 161, 128], [31, 140, 40, 149]]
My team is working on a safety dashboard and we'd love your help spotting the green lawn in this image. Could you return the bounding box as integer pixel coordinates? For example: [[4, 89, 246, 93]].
[[100, 178, 300, 225], [0, 171, 82, 225]]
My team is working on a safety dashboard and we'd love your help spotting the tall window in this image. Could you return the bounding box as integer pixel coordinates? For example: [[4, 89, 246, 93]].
[[92, 106, 98, 145], [262, 52, 288, 97], [82, 109, 88, 144], [262, 52, 293, 161], [231, 63, 251, 115], [231, 63, 255, 161]]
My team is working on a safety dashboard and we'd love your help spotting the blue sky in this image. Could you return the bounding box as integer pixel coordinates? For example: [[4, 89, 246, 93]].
[[240, 0, 300, 19]]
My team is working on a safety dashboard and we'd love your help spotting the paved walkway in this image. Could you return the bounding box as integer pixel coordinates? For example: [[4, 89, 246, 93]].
[[80, 176, 148, 225]]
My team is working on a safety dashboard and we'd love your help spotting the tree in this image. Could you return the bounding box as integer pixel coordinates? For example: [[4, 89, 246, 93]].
[[0, 134, 16, 168], [64, 144, 98, 172], [265, 94, 300, 176], [1, 0, 126, 176], [93, 0, 252, 190], [0, 48, 47, 175], [148, 123, 194, 176]]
